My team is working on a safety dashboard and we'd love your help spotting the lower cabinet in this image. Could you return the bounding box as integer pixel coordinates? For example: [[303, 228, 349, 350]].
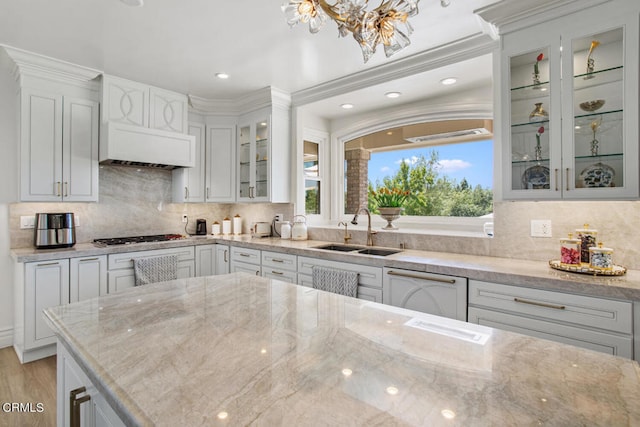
[[216, 244, 230, 274], [262, 251, 297, 284], [297, 256, 383, 303], [195, 244, 216, 277], [70, 255, 107, 302], [230, 246, 261, 276], [57, 341, 124, 427], [468, 280, 633, 358], [107, 246, 195, 293], [382, 268, 468, 321]]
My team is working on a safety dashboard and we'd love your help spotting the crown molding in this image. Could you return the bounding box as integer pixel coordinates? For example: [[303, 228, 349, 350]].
[[2, 44, 101, 88], [475, 0, 612, 35], [189, 86, 291, 116], [291, 32, 498, 107]]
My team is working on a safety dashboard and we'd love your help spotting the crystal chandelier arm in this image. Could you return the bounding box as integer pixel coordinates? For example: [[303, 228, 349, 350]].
[[316, 0, 347, 22]]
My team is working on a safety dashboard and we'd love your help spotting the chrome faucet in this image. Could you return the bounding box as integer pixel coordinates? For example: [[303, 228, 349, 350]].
[[351, 206, 376, 246]]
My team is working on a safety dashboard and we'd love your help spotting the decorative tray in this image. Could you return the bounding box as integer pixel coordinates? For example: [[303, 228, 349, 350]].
[[549, 260, 627, 276]]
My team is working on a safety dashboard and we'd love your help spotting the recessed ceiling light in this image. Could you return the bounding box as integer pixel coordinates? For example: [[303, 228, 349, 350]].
[[120, 0, 143, 6], [440, 77, 457, 85], [215, 73, 229, 79], [385, 91, 401, 99], [386, 131, 393, 135], [341, 103, 354, 109]]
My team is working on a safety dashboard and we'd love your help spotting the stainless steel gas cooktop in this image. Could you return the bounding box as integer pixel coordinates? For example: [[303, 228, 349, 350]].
[[93, 234, 185, 247]]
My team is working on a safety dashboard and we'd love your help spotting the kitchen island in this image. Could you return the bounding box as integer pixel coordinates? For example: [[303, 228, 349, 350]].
[[44, 272, 640, 426]]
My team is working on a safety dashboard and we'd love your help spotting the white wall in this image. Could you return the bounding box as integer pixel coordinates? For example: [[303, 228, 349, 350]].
[[0, 48, 18, 347]]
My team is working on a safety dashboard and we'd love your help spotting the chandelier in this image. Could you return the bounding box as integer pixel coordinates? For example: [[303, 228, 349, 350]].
[[282, 0, 422, 62]]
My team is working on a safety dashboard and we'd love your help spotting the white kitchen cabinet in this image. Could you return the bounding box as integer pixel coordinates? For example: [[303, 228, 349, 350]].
[[57, 342, 125, 427], [19, 88, 99, 202], [102, 74, 187, 133], [382, 268, 467, 321], [195, 244, 216, 276], [70, 255, 107, 302], [216, 244, 230, 275], [173, 122, 206, 203], [107, 247, 195, 293], [206, 125, 236, 202], [262, 250, 297, 284], [236, 95, 291, 202], [498, 0, 639, 199], [230, 246, 261, 275], [468, 280, 633, 358], [13, 259, 70, 363], [297, 256, 383, 303]]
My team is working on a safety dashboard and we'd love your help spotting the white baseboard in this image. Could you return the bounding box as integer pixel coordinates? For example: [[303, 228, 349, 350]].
[[0, 326, 12, 349]]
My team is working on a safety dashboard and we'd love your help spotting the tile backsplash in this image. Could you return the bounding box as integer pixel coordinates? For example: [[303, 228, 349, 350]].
[[9, 165, 292, 248]]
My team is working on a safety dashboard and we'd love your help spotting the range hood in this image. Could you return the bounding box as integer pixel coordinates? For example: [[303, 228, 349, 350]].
[[100, 122, 196, 169]]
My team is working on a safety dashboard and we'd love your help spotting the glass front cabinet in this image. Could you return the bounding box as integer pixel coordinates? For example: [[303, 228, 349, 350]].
[[238, 114, 271, 202], [501, 1, 639, 200]]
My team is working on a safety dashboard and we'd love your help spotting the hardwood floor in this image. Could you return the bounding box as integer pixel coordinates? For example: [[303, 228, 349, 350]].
[[0, 347, 56, 427]]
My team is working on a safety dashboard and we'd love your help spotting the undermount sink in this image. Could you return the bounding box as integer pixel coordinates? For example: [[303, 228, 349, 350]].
[[313, 244, 365, 252], [313, 244, 401, 256], [356, 248, 402, 256]]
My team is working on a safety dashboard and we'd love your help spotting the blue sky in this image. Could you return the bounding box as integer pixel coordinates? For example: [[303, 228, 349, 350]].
[[368, 139, 494, 189]]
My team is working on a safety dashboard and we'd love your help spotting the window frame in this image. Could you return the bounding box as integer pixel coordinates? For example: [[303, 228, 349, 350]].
[[329, 104, 495, 234]]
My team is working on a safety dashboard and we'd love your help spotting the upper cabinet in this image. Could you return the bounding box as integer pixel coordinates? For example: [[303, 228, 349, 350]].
[[491, 0, 639, 200], [102, 75, 187, 133], [5, 47, 101, 202], [236, 91, 291, 203]]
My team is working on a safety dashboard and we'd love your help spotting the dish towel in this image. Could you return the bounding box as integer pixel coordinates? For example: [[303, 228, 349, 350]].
[[133, 255, 178, 286], [311, 266, 358, 298]]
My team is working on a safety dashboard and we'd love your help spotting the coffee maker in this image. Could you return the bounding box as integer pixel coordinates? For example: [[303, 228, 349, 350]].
[[34, 213, 76, 248], [195, 219, 207, 235]]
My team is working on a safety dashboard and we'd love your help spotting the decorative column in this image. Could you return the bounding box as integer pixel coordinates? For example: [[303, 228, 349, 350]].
[[345, 147, 370, 214]]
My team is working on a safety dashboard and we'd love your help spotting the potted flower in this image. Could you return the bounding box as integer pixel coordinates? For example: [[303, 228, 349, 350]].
[[369, 187, 410, 229]]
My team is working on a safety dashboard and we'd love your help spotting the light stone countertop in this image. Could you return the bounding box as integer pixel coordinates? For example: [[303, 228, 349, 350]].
[[12, 235, 640, 301], [44, 272, 640, 426]]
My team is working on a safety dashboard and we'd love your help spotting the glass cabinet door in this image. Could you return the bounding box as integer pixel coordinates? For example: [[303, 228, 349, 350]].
[[254, 119, 269, 199], [566, 28, 624, 194], [238, 124, 252, 199], [508, 46, 555, 194]]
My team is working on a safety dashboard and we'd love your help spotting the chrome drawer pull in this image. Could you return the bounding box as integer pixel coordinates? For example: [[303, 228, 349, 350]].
[[514, 297, 566, 310], [387, 270, 456, 284], [271, 259, 285, 263], [239, 253, 251, 257], [79, 257, 99, 262], [271, 270, 284, 275], [37, 262, 59, 267], [70, 386, 91, 427]]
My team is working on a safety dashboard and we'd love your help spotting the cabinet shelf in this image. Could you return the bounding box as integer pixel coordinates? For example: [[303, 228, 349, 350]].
[[512, 118, 550, 129], [575, 152, 623, 161], [511, 81, 550, 101], [573, 65, 623, 89], [574, 109, 622, 122]]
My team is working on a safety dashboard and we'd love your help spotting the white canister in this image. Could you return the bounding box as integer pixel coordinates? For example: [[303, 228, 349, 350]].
[[211, 221, 221, 236], [222, 217, 232, 235], [280, 221, 291, 239], [233, 214, 242, 235], [291, 215, 308, 241]]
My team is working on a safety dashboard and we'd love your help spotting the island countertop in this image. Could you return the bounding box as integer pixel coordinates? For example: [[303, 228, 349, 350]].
[[45, 272, 640, 426]]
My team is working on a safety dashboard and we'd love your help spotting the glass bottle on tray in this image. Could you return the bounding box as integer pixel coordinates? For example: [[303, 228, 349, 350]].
[[575, 224, 597, 264], [560, 233, 581, 266]]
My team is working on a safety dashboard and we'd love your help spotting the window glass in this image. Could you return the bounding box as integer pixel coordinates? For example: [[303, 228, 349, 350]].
[[304, 141, 321, 214], [343, 122, 493, 217]]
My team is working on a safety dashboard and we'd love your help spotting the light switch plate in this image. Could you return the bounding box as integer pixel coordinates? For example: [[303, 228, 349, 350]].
[[530, 219, 552, 238], [20, 216, 35, 229]]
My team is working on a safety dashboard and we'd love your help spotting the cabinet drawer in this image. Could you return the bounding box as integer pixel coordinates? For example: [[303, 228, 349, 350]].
[[230, 246, 261, 265], [230, 260, 261, 276], [108, 246, 195, 270], [262, 251, 297, 272], [468, 307, 633, 358], [297, 256, 382, 289], [262, 269, 297, 284], [469, 280, 632, 334]]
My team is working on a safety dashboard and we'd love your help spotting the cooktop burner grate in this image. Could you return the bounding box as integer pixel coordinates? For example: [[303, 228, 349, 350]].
[[93, 234, 185, 247]]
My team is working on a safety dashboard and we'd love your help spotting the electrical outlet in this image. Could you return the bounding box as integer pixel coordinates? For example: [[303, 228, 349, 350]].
[[75, 215, 80, 227], [275, 214, 283, 222], [182, 215, 188, 223], [20, 216, 35, 229], [530, 220, 552, 238]]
